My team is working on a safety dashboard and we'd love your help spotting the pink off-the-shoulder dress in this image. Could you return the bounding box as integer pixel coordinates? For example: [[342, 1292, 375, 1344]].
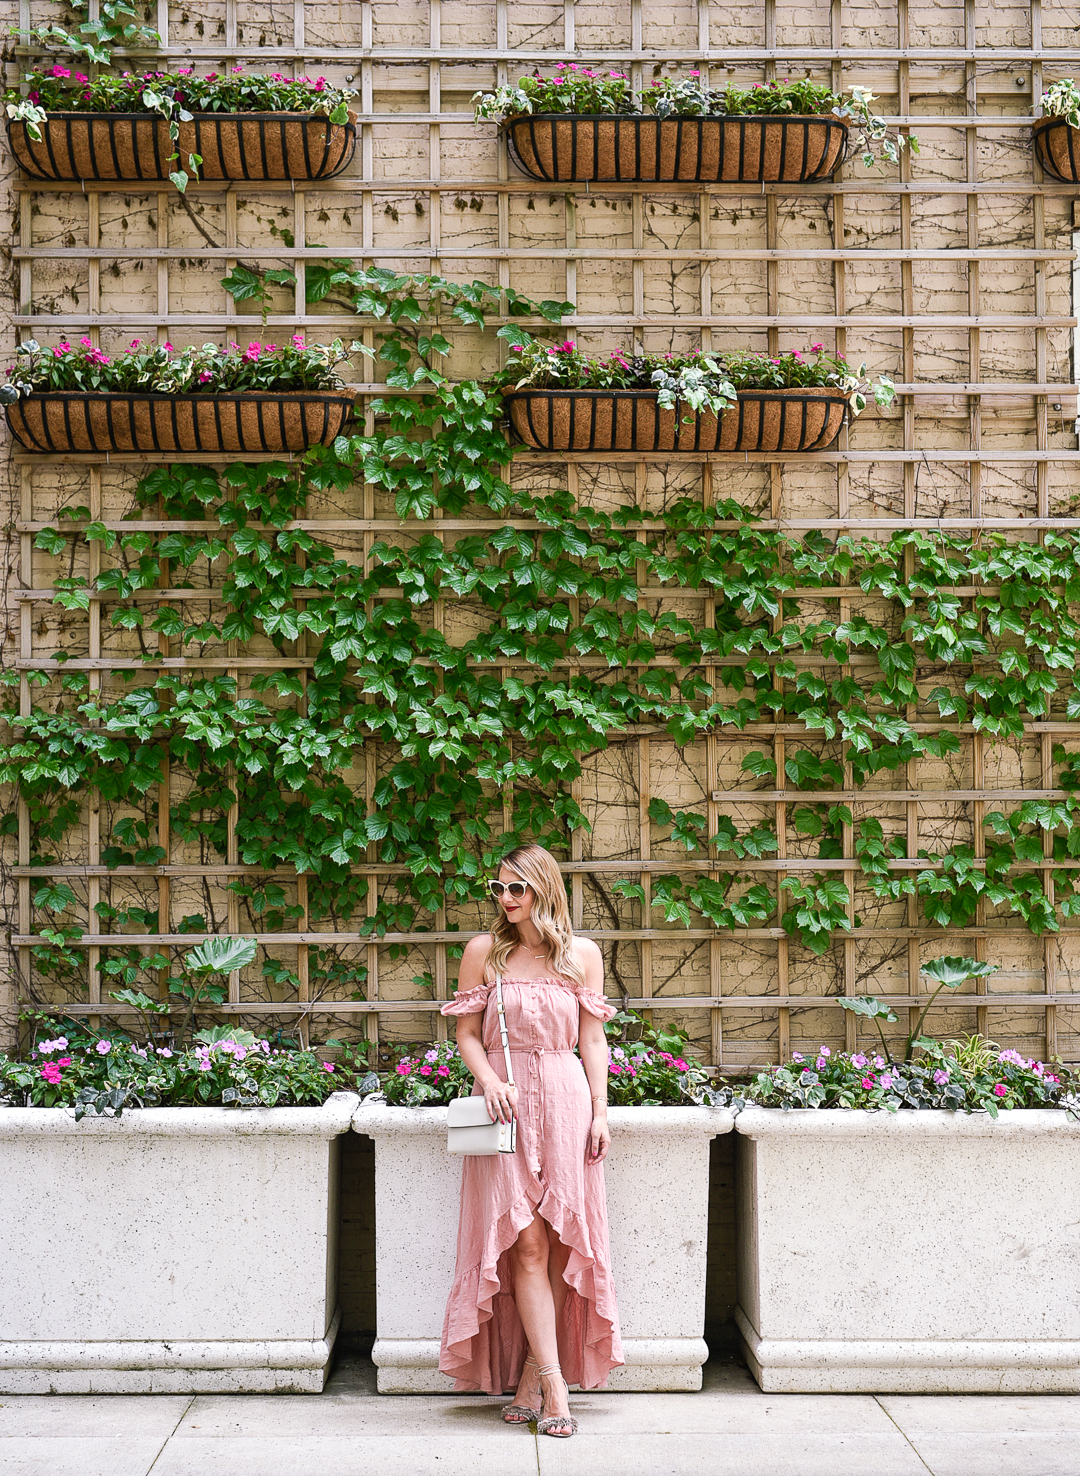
[[438, 973, 624, 1393]]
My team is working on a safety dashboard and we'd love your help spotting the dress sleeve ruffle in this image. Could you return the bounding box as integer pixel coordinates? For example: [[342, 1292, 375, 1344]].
[[441, 982, 493, 1016], [574, 986, 617, 1022]]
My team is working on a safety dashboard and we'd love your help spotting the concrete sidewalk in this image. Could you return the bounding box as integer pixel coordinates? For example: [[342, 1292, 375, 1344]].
[[2, 1355, 1079, 1476]]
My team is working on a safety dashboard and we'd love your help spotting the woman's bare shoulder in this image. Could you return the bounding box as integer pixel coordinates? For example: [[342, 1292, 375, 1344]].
[[460, 932, 496, 978], [573, 936, 603, 965]]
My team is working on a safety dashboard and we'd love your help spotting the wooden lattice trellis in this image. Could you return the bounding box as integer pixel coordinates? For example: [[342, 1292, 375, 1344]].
[[5, 0, 1080, 1067]]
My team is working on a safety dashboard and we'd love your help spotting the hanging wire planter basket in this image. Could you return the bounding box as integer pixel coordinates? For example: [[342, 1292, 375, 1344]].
[[6, 390, 356, 454], [503, 388, 849, 453], [502, 112, 849, 184], [1032, 117, 1080, 182], [6, 110, 357, 182]]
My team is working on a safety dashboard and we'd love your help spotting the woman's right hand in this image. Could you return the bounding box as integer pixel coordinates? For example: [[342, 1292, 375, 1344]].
[[482, 1077, 518, 1124]]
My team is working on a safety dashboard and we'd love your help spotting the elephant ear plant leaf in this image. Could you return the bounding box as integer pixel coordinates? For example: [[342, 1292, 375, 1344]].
[[169, 936, 259, 1047], [839, 956, 1000, 1063]]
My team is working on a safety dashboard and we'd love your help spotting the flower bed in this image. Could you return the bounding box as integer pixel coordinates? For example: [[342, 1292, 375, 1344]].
[[498, 341, 894, 453], [5, 65, 355, 186], [475, 72, 914, 183], [3, 336, 357, 453]]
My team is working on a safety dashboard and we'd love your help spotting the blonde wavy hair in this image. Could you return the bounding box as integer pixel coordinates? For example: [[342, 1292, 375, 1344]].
[[487, 843, 587, 988]]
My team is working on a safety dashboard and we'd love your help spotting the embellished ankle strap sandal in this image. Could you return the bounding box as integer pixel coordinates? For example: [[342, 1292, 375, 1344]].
[[536, 1363, 578, 1438], [502, 1355, 542, 1425]]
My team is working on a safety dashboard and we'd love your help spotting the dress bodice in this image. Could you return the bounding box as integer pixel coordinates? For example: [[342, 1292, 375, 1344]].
[[441, 974, 615, 1054]]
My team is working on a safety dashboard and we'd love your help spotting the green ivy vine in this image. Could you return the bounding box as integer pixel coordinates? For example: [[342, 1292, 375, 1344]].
[[8, 270, 1080, 997]]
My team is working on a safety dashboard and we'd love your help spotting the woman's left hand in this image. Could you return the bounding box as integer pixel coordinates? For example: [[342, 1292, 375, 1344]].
[[588, 1114, 611, 1164]]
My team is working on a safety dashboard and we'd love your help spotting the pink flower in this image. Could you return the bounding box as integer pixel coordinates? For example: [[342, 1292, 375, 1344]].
[[74, 72, 88, 83], [437, 1066, 449, 1076], [851, 1053, 867, 1068], [674, 1058, 689, 1071], [879, 1073, 894, 1089], [291, 334, 305, 349], [244, 341, 262, 362], [232, 66, 244, 73], [819, 1047, 831, 1057], [130, 338, 141, 349], [609, 1063, 623, 1075], [689, 70, 701, 76], [861, 1076, 875, 1089], [396, 1062, 411, 1076], [40, 1063, 62, 1084], [419, 1065, 432, 1076], [933, 1069, 949, 1085], [811, 342, 824, 351], [322, 1061, 335, 1072], [95, 1040, 111, 1055], [791, 1051, 804, 1062], [163, 342, 174, 353], [50, 64, 71, 78], [206, 72, 218, 81], [198, 370, 212, 383], [198, 1059, 212, 1072], [626, 1066, 637, 1077], [993, 1083, 1007, 1097]]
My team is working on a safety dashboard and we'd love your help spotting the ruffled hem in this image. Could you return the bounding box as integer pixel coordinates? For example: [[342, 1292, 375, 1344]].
[[441, 982, 492, 1016], [439, 1183, 623, 1393]]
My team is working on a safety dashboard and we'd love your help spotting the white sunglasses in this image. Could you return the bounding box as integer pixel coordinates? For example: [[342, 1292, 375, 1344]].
[[487, 880, 529, 900]]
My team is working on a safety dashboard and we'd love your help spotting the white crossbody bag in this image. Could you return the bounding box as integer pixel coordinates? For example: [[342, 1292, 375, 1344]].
[[446, 976, 517, 1156]]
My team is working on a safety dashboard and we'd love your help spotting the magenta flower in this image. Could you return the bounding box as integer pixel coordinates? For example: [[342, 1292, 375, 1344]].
[[419, 1065, 432, 1076], [861, 1076, 875, 1089], [689, 70, 701, 76], [206, 72, 218, 81], [674, 1058, 689, 1071], [993, 1083, 1007, 1097], [40, 1063, 62, 1085], [396, 1062, 411, 1076], [292, 333, 306, 349], [609, 1063, 623, 1075], [322, 1061, 335, 1072], [811, 342, 824, 351], [50, 64, 71, 78], [437, 1065, 449, 1077]]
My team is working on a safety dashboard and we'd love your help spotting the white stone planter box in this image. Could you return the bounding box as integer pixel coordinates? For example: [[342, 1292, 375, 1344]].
[[735, 1107, 1080, 1394], [352, 1101, 733, 1393], [0, 1092, 358, 1394]]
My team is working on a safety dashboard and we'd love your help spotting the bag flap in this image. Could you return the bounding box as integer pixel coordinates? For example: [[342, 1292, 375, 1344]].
[[447, 1096, 496, 1128]]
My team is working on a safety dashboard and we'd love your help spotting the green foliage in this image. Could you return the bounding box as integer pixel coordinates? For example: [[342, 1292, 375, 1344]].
[[0, 1024, 355, 1117], [10, 269, 1080, 993], [718, 1039, 1078, 1115]]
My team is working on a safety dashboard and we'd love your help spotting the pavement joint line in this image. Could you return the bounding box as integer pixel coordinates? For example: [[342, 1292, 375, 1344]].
[[145, 1392, 196, 1475], [873, 1394, 939, 1476]]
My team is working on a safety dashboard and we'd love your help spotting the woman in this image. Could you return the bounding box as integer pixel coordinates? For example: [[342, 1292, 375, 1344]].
[[439, 842, 623, 1438]]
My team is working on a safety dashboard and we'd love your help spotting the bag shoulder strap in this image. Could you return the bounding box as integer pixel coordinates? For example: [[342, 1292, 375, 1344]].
[[494, 974, 515, 1087]]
